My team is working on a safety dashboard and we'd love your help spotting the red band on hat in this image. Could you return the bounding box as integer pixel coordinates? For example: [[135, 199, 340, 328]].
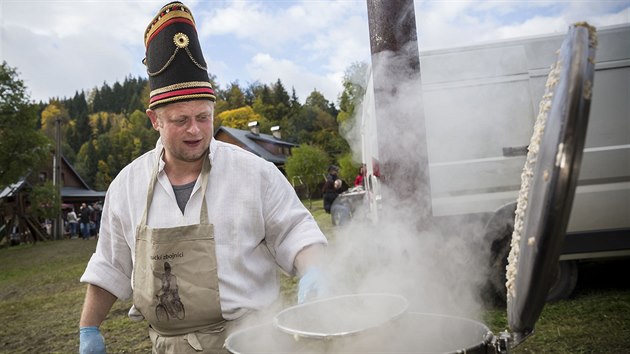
[[150, 87, 215, 103], [146, 17, 195, 48]]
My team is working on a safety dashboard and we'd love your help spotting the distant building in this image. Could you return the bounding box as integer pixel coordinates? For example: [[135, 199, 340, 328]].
[[0, 156, 105, 243], [40, 156, 106, 205], [214, 123, 298, 174]]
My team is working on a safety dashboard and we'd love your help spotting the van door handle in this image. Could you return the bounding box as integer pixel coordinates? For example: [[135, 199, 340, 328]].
[[502, 145, 529, 157]]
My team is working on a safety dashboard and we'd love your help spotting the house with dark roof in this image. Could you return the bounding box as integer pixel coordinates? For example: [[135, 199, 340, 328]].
[[214, 123, 298, 174], [1, 156, 105, 208], [39, 156, 106, 205], [0, 156, 105, 243]]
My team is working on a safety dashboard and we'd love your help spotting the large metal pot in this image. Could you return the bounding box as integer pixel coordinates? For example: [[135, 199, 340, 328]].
[[274, 293, 408, 339], [226, 312, 493, 354]]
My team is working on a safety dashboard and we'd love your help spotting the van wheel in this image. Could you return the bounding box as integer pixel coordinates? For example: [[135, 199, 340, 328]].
[[484, 204, 517, 303], [488, 229, 511, 303], [546, 260, 578, 302]]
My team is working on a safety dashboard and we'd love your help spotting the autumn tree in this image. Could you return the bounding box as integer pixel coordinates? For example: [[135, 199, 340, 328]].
[[216, 106, 265, 130], [40, 101, 70, 142]]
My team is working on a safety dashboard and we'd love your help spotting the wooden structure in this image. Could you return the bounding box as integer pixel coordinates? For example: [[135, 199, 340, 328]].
[[0, 156, 105, 245]]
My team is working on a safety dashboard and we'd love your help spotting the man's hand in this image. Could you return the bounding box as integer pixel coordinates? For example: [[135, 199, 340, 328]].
[[79, 326, 105, 354], [297, 267, 326, 304]]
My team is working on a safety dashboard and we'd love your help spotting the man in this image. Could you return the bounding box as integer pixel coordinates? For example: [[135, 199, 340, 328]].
[[67, 208, 79, 239], [156, 262, 184, 321], [79, 2, 327, 353], [322, 165, 341, 213], [79, 203, 92, 240]]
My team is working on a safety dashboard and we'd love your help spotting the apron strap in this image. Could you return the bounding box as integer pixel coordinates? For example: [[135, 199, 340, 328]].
[[199, 156, 211, 225], [140, 149, 212, 226]]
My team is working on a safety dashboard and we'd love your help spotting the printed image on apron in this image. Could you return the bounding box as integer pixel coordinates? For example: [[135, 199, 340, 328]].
[[155, 261, 186, 321]]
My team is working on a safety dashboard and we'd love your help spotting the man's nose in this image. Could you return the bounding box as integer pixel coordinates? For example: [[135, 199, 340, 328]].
[[186, 119, 200, 134]]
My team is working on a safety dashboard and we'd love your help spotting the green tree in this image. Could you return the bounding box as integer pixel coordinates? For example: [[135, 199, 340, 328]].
[[0, 62, 49, 187], [337, 61, 369, 127], [221, 82, 247, 111], [75, 139, 99, 187], [299, 90, 350, 161], [337, 152, 360, 186], [268, 79, 290, 122], [285, 144, 329, 208], [65, 91, 90, 155], [29, 181, 60, 220]]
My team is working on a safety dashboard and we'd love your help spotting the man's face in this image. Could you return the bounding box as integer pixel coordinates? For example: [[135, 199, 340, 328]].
[[147, 100, 214, 164]]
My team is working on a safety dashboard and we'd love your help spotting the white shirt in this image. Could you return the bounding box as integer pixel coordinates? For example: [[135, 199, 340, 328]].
[[80, 138, 327, 319], [67, 211, 78, 224]]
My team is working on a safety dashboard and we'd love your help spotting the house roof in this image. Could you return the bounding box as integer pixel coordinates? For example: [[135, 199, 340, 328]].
[[0, 178, 28, 199], [215, 126, 298, 165], [59, 156, 105, 200], [62, 186, 105, 200], [0, 156, 105, 203], [62, 156, 91, 190]]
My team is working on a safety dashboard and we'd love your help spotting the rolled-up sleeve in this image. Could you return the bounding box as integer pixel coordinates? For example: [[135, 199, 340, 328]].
[[80, 184, 134, 300], [263, 163, 327, 275]]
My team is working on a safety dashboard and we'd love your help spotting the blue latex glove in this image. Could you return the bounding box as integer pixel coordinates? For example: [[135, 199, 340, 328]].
[[297, 267, 326, 304], [79, 326, 106, 354]]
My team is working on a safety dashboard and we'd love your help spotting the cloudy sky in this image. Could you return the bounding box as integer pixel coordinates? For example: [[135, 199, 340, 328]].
[[1, 0, 628, 104]]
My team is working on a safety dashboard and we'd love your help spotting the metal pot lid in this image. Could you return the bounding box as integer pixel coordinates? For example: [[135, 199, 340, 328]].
[[273, 293, 408, 339], [506, 23, 597, 345]]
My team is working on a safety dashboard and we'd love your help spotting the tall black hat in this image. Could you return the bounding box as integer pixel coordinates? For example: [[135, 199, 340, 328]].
[[143, 2, 216, 109]]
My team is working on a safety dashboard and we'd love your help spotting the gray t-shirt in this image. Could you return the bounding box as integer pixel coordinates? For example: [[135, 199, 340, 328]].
[[172, 180, 196, 214]]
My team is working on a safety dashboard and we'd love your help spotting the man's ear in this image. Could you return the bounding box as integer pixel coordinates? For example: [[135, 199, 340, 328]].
[[146, 109, 159, 130]]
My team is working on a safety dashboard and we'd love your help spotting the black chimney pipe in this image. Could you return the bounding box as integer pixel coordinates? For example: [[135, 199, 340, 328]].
[[366, 0, 432, 226]]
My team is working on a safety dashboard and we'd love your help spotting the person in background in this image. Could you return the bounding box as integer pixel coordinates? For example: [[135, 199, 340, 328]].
[[354, 164, 366, 188], [90, 202, 102, 239], [79, 203, 91, 240], [67, 208, 79, 239], [78, 2, 327, 353], [322, 165, 341, 213]]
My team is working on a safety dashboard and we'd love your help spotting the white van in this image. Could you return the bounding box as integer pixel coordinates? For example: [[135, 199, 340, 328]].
[[420, 24, 630, 299]]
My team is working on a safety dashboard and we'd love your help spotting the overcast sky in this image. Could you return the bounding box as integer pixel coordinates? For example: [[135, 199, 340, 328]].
[[1, 0, 628, 104]]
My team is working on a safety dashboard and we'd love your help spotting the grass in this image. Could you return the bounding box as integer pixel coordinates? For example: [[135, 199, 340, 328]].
[[0, 200, 628, 353]]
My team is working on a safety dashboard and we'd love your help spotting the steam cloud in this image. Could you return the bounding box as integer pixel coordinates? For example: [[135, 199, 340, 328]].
[[330, 40, 493, 319], [229, 18, 504, 354]]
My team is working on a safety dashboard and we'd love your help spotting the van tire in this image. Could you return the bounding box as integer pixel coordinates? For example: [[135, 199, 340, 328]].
[[546, 260, 578, 302], [484, 204, 579, 303], [484, 204, 517, 302]]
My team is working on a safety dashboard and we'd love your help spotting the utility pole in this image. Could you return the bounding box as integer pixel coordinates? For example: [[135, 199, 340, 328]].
[[53, 116, 63, 240]]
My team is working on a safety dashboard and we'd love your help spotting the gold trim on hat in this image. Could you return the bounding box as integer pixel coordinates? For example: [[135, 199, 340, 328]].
[[150, 81, 214, 97], [146, 45, 208, 77], [145, 5, 195, 47], [149, 94, 216, 109], [184, 47, 207, 71], [146, 47, 181, 77], [173, 33, 189, 48]]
